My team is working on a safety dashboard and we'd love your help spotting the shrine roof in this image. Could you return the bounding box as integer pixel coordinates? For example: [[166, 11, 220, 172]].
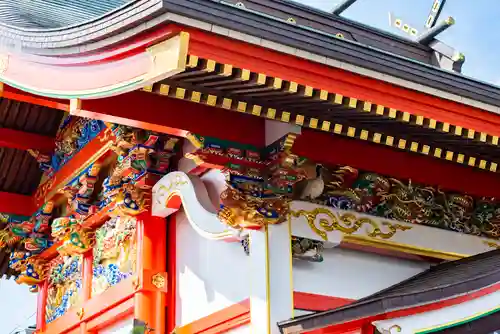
[[0, 0, 130, 30], [278, 248, 500, 333], [0, 0, 498, 110]]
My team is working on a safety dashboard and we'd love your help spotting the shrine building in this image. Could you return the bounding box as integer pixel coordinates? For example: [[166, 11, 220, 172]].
[[0, 0, 499, 333]]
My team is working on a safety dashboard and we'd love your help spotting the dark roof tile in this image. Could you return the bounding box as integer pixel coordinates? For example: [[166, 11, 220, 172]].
[[278, 249, 500, 333]]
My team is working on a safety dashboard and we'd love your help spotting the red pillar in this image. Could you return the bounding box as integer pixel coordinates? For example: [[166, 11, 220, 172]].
[[36, 280, 48, 332], [167, 215, 177, 333], [134, 212, 167, 333], [80, 251, 93, 334]]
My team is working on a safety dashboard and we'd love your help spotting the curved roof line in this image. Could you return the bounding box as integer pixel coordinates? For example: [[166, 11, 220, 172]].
[[0, 0, 135, 31], [278, 249, 500, 333], [0, 0, 498, 112], [0, 0, 162, 49]]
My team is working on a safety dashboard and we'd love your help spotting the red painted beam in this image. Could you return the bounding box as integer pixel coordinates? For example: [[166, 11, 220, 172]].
[[34, 128, 115, 207], [0, 191, 35, 216], [294, 128, 500, 198], [175, 293, 355, 334], [294, 292, 354, 312], [73, 91, 266, 148], [0, 128, 55, 153], [1, 85, 69, 111], [73, 89, 500, 198]]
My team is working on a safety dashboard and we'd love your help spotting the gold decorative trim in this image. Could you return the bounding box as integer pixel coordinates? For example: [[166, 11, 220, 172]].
[[484, 240, 500, 249], [145, 58, 500, 175], [290, 208, 411, 241], [145, 31, 190, 81], [152, 273, 166, 289], [69, 98, 82, 113], [283, 133, 298, 152], [162, 56, 498, 150], [184, 152, 205, 166], [185, 132, 204, 149], [76, 308, 84, 320], [344, 235, 466, 261], [132, 275, 140, 290]]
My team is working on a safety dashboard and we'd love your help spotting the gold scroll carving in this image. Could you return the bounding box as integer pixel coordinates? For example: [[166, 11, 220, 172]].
[[290, 208, 412, 241]]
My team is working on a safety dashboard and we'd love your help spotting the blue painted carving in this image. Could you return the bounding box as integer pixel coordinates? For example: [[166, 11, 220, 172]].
[[41, 116, 106, 177]]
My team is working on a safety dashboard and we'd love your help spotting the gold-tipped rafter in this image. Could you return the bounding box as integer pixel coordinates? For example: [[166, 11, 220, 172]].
[[142, 55, 500, 174]]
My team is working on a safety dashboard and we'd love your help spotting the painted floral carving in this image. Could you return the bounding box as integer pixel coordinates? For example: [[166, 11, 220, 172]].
[[46, 255, 82, 323], [0, 214, 25, 249], [9, 251, 47, 291], [186, 133, 305, 194], [37, 116, 106, 176], [92, 216, 137, 296], [316, 165, 500, 238], [52, 217, 94, 256], [100, 126, 178, 213], [218, 175, 289, 229], [7, 202, 54, 253], [111, 183, 148, 217], [61, 164, 101, 218]]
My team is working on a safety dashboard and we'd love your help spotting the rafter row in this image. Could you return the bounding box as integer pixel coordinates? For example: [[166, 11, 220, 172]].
[[157, 55, 499, 148], [143, 83, 499, 174]]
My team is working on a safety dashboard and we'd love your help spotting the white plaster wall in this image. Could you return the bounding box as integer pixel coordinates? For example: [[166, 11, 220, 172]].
[[227, 324, 250, 333], [99, 315, 133, 333], [176, 169, 251, 326], [293, 247, 431, 300]]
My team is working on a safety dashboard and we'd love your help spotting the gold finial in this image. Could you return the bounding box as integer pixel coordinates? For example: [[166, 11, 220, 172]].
[[445, 16, 455, 25]]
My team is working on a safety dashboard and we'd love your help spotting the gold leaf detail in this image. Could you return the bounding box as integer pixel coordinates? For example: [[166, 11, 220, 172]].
[[152, 273, 166, 289], [290, 208, 411, 241]]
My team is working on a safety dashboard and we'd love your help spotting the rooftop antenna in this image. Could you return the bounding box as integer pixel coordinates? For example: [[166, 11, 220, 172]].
[[388, 12, 419, 37], [387, 0, 463, 72], [425, 0, 447, 29], [388, 0, 452, 42], [331, 0, 358, 15], [416, 17, 455, 45]]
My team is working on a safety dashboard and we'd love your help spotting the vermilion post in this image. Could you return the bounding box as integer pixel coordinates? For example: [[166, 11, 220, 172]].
[[134, 212, 167, 333], [36, 280, 48, 332], [134, 214, 151, 326], [153, 215, 167, 333], [80, 251, 93, 334], [167, 215, 177, 333]]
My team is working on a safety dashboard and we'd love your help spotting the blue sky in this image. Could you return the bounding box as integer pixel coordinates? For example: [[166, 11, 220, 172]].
[[294, 0, 500, 86], [0, 279, 37, 333]]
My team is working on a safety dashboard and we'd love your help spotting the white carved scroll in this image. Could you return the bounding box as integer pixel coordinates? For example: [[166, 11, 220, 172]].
[[152, 171, 240, 241]]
